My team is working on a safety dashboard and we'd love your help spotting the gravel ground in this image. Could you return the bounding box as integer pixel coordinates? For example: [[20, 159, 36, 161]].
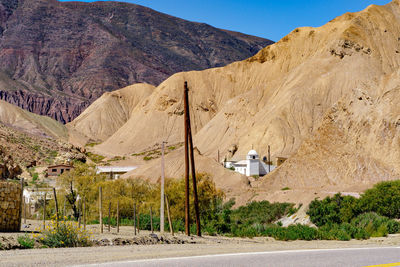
[[1, 220, 400, 266]]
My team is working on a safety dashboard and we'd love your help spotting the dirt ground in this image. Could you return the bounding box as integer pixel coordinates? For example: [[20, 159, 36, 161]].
[[1, 220, 400, 266]]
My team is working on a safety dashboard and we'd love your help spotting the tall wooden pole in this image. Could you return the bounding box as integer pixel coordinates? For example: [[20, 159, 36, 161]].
[[165, 194, 174, 236], [186, 83, 201, 237], [183, 81, 190, 236], [78, 198, 81, 228], [160, 141, 165, 234], [99, 187, 103, 234]]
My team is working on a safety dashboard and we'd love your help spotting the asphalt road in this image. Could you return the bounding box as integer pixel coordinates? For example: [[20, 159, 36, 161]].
[[85, 247, 400, 267]]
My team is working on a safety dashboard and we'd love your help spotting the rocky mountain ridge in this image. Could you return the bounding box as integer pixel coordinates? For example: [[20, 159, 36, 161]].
[[0, 0, 272, 123]]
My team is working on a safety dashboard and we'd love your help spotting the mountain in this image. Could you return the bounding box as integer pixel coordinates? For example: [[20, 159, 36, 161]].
[[0, 0, 273, 123], [72, 0, 400, 201]]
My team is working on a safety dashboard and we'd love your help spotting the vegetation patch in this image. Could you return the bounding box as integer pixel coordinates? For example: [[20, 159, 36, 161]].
[[86, 152, 105, 163], [33, 218, 92, 248], [17, 234, 35, 249]]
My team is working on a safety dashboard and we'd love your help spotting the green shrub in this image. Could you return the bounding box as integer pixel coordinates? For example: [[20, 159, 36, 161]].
[[307, 193, 359, 226], [17, 234, 35, 249], [358, 181, 400, 218], [351, 212, 400, 237], [36, 219, 91, 248]]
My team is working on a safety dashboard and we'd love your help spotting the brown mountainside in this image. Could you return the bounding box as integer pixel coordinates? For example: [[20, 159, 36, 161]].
[[72, 0, 400, 199], [0, 0, 272, 123]]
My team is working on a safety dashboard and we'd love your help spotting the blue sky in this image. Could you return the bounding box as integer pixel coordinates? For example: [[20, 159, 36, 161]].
[[60, 0, 391, 41]]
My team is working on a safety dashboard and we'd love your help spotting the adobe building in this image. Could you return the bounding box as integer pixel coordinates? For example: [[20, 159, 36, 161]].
[[46, 164, 74, 177]]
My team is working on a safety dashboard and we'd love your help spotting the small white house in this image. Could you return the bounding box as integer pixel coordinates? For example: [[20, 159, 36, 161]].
[[96, 166, 137, 179], [224, 150, 275, 177]]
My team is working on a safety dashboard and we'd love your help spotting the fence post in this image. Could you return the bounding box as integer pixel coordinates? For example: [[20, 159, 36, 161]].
[[99, 187, 103, 234], [137, 206, 140, 234], [165, 194, 174, 236], [43, 192, 46, 230], [53, 188, 59, 225], [117, 201, 119, 234], [134, 203, 137, 236], [150, 206, 153, 233], [23, 197, 26, 224], [108, 202, 111, 232], [63, 200, 66, 219], [20, 178, 24, 229], [78, 198, 81, 228], [83, 198, 86, 230]]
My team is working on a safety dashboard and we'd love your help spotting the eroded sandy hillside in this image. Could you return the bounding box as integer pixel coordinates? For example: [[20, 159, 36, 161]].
[[70, 0, 400, 200]]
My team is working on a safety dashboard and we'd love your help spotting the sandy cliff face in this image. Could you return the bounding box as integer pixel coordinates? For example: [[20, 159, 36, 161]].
[[0, 0, 272, 123], [72, 1, 400, 197]]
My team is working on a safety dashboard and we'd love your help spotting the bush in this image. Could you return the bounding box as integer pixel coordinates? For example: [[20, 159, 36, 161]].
[[358, 181, 400, 218], [35, 219, 92, 248], [307, 193, 359, 226], [17, 234, 35, 249], [263, 224, 318, 241], [351, 212, 400, 237]]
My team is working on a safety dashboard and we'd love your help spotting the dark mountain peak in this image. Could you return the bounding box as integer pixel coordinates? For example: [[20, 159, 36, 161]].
[[0, 0, 273, 123]]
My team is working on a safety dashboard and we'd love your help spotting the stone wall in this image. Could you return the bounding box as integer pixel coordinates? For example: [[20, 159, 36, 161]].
[[0, 181, 22, 232]]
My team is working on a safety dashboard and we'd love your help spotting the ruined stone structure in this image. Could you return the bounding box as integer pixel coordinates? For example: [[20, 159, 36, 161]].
[[0, 182, 22, 232]]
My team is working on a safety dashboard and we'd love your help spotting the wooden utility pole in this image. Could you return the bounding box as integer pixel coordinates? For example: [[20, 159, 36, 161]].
[[186, 101, 201, 236], [43, 192, 46, 230], [117, 201, 120, 233], [268, 145, 271, 173], [150, 206, 153, 233], [183, 81, 190, 235], [108, 202, 111, 232], [184, 81, 201, 236], [160, 141, 166, 234], [99, 187, 103, 233], [165, 194, 174, 236], [134, 203, 137, 235]]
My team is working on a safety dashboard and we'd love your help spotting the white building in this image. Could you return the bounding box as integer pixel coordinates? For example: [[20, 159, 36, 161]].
[[224, 150, 275, 177], [96, 166, 137, 179]]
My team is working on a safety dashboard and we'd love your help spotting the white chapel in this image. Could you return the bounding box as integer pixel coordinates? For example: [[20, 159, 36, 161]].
[[224, 150, 275, 177]]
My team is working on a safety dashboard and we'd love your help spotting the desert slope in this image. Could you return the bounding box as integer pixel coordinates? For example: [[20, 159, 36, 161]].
[[76, 1, 400, 195], [67, 83, 155, 142], [0, 100, 67, 139]]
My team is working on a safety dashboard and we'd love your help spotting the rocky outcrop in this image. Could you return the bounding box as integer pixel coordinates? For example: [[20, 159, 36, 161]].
[[0, 0, 273, 123], [0, 146, 21, 180]]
